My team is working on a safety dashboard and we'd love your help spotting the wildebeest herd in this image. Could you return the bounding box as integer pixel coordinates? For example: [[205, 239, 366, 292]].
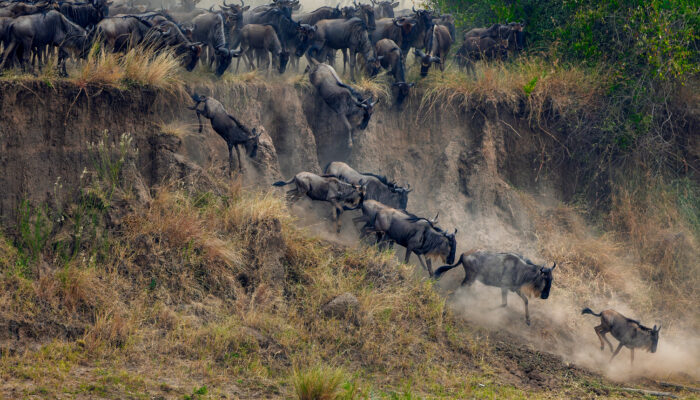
[[1, 0, 661, 366]]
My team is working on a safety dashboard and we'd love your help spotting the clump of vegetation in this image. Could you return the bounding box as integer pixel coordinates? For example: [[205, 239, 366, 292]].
[[293, 365, 345, 400], [70, 43, 185, 94]]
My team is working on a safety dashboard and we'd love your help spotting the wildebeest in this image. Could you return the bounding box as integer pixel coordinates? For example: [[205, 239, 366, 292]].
[[370, 16, 415, 49], [324, 161, 411, 209], [59, 0, 111, 28], [581, 308, 661, 364], [370, 0, 398, 19], [366, 205, 456, 276], [293, 4, 341, 26], [375, 38, 413, 105], [144, 20, 203, 71], [309, 17, 379, 80], [435, 251, 555, 325], [307, 59, 376, 148], [463, 21, 525, 53], [190, 11, 238, 75], [236, 24, 288, 74], [455, 35, 507, 75], [273, 172, 366, 232], [401, 7, 432, 53], [341, 1, 376, 31], [415, 24, 452, 76], [433, 13, 455, 42], [0, 10, 89, 75], [188, 93, 262, 174], [0, 1, 54, 18], [93, 16, 153, 52]]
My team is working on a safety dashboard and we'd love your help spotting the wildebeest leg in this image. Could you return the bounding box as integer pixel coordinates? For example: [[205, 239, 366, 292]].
[[331, 201, 342, 233], [515, 289, 530, 326], [413, 254, 430, 275], [425, 258, 434, 277], [610, 342, 624, 362], [404, 247, 411, 264], [595, 325, 614, 352], [340, 114, 354, 148], [347, 49, 356, 81], [234, 144, 244, 173], [58, 47, 70, 77], [630, 348, 634, 365], [501, 288, 508, 307]]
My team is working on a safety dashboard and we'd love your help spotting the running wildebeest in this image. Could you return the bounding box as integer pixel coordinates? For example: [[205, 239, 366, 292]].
[[273, 172, 366, 232], [435, 251, 556, 325], [581, 308, 661, 364], [188, 93, 262, 175], [324, 161, 411, 209], [0, 10, 89, 75], [361, 203, 455, 276], [307, 59, 376, 148]]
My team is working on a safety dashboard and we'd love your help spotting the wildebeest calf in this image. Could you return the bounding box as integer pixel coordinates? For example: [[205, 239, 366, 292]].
[[581, 308, 660, 364], [273, 172, 366, 232], [236, 24, 289, 75], [435, 251, 556, 325]]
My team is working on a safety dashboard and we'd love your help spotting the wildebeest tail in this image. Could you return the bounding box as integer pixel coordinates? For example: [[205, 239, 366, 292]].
[[434, 258, 462, 279], [581, 307, 601, 317], [272, 177, 295, 187]]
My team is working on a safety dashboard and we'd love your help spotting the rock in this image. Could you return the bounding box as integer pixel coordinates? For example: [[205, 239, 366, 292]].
[[322, 293, 359, 318]]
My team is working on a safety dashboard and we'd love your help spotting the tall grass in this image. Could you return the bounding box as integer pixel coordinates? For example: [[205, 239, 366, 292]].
[[71, 43, 184, 94], [293, 366, 345, 400]]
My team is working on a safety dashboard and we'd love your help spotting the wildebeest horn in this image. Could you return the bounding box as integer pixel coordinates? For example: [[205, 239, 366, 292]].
[[412, 5, 415, 12], [240, 0, 244, 5], [551, 262, 556, 270], [431, 212, 439, 222], [393, 17, 401, 26]]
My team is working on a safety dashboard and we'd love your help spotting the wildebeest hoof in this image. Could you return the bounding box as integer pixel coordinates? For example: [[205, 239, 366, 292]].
[[347, 140, 353, 148], [526, 319, 531, 326]]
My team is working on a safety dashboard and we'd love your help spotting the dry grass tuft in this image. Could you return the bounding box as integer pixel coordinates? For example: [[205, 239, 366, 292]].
[[157, 121, 190, 138], [353, 71, 391, 103], [293, 365, 345, 400], [418, 57, 604, 123], [70, 43, 185, 94]]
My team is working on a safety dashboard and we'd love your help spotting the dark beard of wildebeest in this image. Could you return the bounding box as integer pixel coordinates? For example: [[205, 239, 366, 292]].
[[360, 204, 456, 276], [188, 93, 262, 175], [369, 0, 398, 19], [190, 12, 238, 75], [434, 251, 556, 326], [58, 0, 112, 28], [236, 24, 289, 74], [307, 17, 379, 81], [323, 161, 411, 210], [0, 10, 89, 75], [581, 308, 661, 364], [454, 35, 507, 75], [218, 0, 250, 45], [306, 59, 377, 148], [415, 24, 452, 77], [273, 172, 366, 233], [374, 39, 414, 105], [140, 20, 203, 71]]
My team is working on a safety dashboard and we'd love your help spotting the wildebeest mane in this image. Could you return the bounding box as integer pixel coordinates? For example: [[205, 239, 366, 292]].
[[359, 171, 391, 186]]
